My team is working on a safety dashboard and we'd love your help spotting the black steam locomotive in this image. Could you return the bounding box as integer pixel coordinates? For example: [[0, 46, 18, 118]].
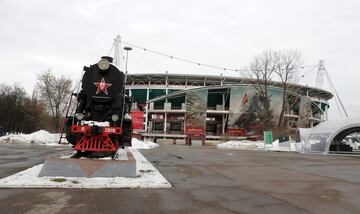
[[65, 56, 132, 157]]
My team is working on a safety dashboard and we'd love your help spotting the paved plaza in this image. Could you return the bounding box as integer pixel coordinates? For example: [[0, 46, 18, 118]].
[[1, 144, 360, 213]]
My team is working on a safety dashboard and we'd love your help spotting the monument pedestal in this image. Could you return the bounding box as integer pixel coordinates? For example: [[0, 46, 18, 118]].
[[38, 150, 137, 178]]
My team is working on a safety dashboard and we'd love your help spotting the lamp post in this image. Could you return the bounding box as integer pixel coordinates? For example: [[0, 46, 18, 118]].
[[124, 46, 132, 75], [121, 46, 132, 129]]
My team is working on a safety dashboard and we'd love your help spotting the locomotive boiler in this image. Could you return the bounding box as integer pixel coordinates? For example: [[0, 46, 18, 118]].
[[65, 56, 132, 157]]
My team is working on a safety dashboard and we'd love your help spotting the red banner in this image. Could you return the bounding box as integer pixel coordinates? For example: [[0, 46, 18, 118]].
[[185, 126, 205, 136], [131, 111, 144, 131], [227, 128, 247, 136]]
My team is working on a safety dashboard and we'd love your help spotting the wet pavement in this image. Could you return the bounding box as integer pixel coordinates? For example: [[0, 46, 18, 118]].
[[0, 144, 71, 179], [1, 144, 360, 213]]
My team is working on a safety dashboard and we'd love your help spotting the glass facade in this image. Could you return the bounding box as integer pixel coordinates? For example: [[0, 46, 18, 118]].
[[146, 84, 329, 139]]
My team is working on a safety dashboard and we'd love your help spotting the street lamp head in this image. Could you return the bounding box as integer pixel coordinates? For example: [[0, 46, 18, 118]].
[[124, 46, 132, 51]]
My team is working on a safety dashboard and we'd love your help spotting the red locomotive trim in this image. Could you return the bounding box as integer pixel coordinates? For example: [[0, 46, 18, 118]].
[[70, 125, 122, 152], [74, 135, 119, 152], [71, 125, 91, 134], [103, 127, 122, 135], [70, 125, 122, 135]]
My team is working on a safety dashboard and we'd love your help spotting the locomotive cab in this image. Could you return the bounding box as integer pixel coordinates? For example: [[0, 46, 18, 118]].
[[76, 57, 125, 122]]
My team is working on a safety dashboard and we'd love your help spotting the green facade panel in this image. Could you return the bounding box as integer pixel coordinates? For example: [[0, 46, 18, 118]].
[[131, 89, 147, 104]]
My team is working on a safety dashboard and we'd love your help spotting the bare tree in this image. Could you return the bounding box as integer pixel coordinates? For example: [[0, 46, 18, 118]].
[[0, 82, 56, 134], [246, 50, 279, 130], [23, 91, 51, 133], [36, 69, 72, 131], [0, 83, 27, 132], [274, 50, 303, 128]]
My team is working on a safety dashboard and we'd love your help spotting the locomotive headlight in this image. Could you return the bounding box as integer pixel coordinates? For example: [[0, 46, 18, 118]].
[[98, 58, 110, 71], [112, 114, 119, 122], [75, 113, 84, 120]]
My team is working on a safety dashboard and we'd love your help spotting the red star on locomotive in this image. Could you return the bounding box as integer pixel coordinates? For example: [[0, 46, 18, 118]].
[[94, 78, 112, 95]]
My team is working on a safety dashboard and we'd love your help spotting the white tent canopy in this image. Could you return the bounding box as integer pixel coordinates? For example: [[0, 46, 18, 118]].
[[304, 117, 360, 154]]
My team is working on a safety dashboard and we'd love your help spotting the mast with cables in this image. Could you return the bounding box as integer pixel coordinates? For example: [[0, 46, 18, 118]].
[[113, 35, 121, 67], [316, 60, 348, 118]]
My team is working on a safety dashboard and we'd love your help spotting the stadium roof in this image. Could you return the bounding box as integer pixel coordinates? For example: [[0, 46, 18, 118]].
[[126, 73, 333, 100]]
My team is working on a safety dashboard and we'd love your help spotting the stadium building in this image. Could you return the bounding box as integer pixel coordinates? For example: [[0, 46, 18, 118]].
[[125, 73, 333, 145]]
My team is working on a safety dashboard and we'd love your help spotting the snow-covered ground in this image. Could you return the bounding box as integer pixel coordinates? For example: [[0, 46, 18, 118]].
[[0, 133, 163, 188], [131, 138, 159, 149], [0, 148, 171, 188], [217, 139, 303, 152], [217, 140, 265, 150], [271, 139, 302, 152], [0, 130, 63, 146], [0, 130, 159, 149]]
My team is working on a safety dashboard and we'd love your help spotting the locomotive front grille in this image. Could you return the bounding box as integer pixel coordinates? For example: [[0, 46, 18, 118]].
[[75, 135, 117, 152]]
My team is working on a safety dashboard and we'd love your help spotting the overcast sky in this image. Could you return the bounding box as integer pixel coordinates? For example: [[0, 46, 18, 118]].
[[0, 0, 359, 119]]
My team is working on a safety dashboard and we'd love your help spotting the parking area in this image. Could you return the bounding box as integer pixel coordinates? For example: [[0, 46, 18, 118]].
[[0, 144, 360, 213]]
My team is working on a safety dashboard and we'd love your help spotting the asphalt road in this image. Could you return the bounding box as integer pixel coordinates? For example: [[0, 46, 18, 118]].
[[0, 144, 71, 179], [1, 144, 360, 214]]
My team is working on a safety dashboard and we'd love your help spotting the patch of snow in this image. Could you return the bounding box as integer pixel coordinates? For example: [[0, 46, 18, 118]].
[[115, 149, 128, 160], [270, 139, 301, 152], [217, 140, 264, 150], [131, 138, 159, 149], [0, 132, 158, 150], [81, 121, 110, 127], [0, 148, 171, 188], [0, 130, 66, 146], [217, 139, 303, 153]]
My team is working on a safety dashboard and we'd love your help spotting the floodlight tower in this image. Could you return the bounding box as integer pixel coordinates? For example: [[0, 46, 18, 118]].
[[316, 60, 325, 89]]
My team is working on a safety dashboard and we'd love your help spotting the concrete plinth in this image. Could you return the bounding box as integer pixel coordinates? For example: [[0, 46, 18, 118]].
[[38, 150, 137, 178]]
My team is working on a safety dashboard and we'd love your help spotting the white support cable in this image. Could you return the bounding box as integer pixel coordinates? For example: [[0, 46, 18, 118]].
[[287, 66, 317, 84], [108, 42, 115, 56], [335, 95, 344, 118], [120, 40, 318, 73], [329, 83, 344, 118], [324, 68, 348, 117]]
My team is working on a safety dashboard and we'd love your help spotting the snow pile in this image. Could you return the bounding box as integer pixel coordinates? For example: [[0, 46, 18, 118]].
[[217, 140, 264, 150], [217, 139, 303, 152], [270, 139, 302, 152], [131, 138, 159, 149], [0, 130, 62, 146], [0, 148, 171, 189]]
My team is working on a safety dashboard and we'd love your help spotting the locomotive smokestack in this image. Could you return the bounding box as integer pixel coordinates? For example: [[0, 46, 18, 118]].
[[101, 56, 113, 63]]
